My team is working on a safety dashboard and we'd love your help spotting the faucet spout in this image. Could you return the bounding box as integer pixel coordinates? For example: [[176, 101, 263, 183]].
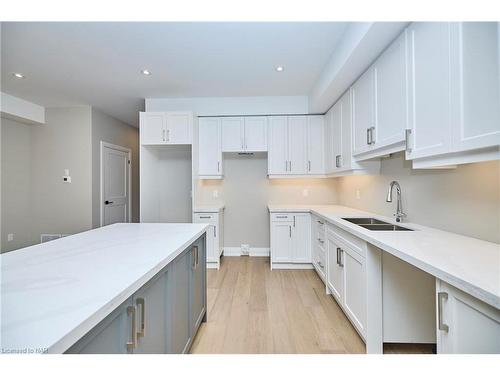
[[386, 181, 406, 222]]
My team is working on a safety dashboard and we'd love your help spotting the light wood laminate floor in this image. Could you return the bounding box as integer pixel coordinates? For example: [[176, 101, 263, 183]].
[[190, 256, 366, 354], [190, 256, 435, 354]]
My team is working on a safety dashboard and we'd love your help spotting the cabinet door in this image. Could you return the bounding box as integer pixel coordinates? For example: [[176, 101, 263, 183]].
[[406, 23, 452, 160], [270, 221, 292, 263], [342, 246, 366, 337], [140, 112, 166, 145], [168, 250, 191, 354], [268, 116, 288, 175], [306, 116, 325, 174], [244, 116, 267, 151], [166, 112, 192, 144], [339, 90, 353, 170], [324, 108, 334, 173], [292, 214, 311, 263], [451, 22, 500, 152], [373, 31, 407, 149], [288, 116, 308, 174], [326, 236, 343, 304], [66, 298, 133, 354], [221, 117, 244, 152], [437, 280, 500, 354], [352, 68, 375, 155], [133, 272, 168, 354], [198, 118, 222, 176], [331, 100, 342, 170], [190, 239, 206, 338]]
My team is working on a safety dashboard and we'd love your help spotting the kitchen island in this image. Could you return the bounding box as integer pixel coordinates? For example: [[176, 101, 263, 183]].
[[1, 223, 208, 354]]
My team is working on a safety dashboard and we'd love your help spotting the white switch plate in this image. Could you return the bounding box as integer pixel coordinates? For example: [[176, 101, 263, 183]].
[[356, 189, 361, 200], [7, 233, 14, 242]]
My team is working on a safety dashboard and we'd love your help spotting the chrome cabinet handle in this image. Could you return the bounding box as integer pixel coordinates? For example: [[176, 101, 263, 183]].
[[276, 215, 288, 219], [192, 246, 199, 269], [136, 298, 145, 339], [293, 216, 296, 227], [213, 225, 216, 238], [366, 128, 370, 145], [337, 155, 342, 168], [370, 126, 376, 144], [318, 239, 324, 244], [217, 161, 220, 172], [289, 160, 292, 171], [289, 225, 292, 238], [127, 306, 137, 351], [438, 292, 449, 332], [405, 129, 412, 153], [336, 247, 340, 265], [199, 216, 212, 219], [166, 129, 170, 141], [308, 160, 311, 172], [317, 220, 324, 225], [162, 129, 166, 142], [339, 248, 344, 267], [318, 261, 324, 269]]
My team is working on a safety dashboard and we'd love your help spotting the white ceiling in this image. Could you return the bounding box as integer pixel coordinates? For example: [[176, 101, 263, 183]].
[[1, 22, 348, 126]]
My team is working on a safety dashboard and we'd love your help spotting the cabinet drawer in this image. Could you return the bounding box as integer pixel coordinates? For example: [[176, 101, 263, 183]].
[[327, 223, 366, 257], [314, 217, 326, 241], [271, 213, 293, 222], [193, 213, 218, 224]]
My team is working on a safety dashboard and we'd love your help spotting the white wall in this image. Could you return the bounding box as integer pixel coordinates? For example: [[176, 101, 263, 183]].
[[91, 108, 139, 227], [1, 118, 34, 252], [145, 96, 309, 116], [336, 152, 500, 243], [196, 153, 338, 248], [30, 107, 93, 245]]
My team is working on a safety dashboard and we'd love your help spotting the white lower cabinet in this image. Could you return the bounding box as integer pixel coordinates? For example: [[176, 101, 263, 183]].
[[193, 210, 224, 269], [436, 280, 500, 353], [270, 212, 311, 268], [311, 216, 326, 281], [326, 228, 366, 339]]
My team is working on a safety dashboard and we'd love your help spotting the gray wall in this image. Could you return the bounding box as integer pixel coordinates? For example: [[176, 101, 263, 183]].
[[1, 118, 34, 252], [335, 152, 500, 243], [91, 108, 139, 227], [196, 153, 338, 248], [30, 107, 93, 245]]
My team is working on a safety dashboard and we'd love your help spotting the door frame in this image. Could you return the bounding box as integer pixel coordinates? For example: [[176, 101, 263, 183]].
[[100, 141, 132, 227]]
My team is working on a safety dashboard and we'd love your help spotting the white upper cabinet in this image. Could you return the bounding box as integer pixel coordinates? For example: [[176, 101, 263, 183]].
[[352, 31, 408, 160], [372, 31, 408, 152], [450, 22, 500, 152], [288, 116, 308, 174], [244, 117, 268, 151], [407, 22, 500, 168], [221, 116, 267, 152], [198, 117, 223, 177], [268, 115, 326, 177], [140, 111, 193, 145], [221, 117, 244, 152], [405, 22, 452, 160], [268, 116, 288, 175], [330, 103, 342, 171], [307, 116, 325, 174], [352, 68, 375, 156]]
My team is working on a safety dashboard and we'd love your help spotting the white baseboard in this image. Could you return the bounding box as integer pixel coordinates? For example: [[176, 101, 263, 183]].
[[223, 247, 270, 257], [271, 263, 314, 270]]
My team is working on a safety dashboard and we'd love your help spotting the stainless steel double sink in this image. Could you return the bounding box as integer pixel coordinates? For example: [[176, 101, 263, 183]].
[[342, 217, 414, 231]]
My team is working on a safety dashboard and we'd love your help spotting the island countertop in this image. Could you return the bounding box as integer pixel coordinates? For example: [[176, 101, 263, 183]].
[[268, 204, 500, 309], [0, 223, 208, 354]]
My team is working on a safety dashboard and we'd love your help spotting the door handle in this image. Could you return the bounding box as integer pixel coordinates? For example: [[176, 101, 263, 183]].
[[438, 292, 449, 332], [127, 306, 137, 351], [405, 129, 412, 153], [136, 298, 145, 338], [105, 200, 114, 205]]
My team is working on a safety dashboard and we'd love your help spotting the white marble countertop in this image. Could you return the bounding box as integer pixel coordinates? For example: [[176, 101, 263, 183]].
[[268, 204, 500, 309], [0, 223, 208, 354], [193, 203, 225, 213]]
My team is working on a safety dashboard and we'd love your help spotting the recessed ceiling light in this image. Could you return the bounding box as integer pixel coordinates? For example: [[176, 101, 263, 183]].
[[275, 66, 284, 72], [141, 69, 151, 76], [13, 72, 25, 79]]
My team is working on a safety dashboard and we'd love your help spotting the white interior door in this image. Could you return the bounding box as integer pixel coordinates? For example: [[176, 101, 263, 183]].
[[101, 142, 131, 226]]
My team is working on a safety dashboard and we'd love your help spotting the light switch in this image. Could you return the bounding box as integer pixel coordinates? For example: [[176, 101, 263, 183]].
[[7, 233, 14, 242]]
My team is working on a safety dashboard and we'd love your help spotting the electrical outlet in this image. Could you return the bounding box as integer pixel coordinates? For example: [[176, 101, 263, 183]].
[[213, 190, 218, 198], [356, 189, 361, 200], [241, 244, 250, 256], [62, 176, 72, 183], [7, 233, 14, 242], [302, 189, 309, 197]]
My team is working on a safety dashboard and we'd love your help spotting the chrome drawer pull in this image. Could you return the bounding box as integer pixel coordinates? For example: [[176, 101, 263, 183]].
[[127, 306, 137, 351], [136, 298, 145, 339], [438, 292, 449, 333]]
